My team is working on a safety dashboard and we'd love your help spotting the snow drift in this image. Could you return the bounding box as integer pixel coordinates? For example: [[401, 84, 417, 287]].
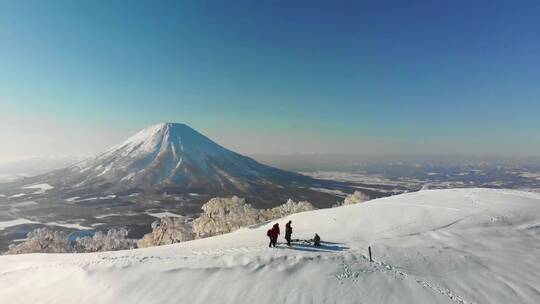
[[0, 188, 539, 304]]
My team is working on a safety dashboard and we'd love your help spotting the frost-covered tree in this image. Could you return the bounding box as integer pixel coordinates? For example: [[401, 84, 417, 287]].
[[138, 196, 318, 247], [333, 191, 370, 207], [75, 228, 135, 252], [192, 196, 263, 238], [5, 228, 71, 255], [263, 199, 315, 220], [343, 191, 370, 205], [138, 217, 194, 248], [192, 196, 315, 238]]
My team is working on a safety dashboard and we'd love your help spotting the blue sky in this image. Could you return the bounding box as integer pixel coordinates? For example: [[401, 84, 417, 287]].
[[1, 0, 539, 160]]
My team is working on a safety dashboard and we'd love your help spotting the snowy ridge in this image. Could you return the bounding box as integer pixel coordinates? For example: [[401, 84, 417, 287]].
[[1, 188, 539, 303]]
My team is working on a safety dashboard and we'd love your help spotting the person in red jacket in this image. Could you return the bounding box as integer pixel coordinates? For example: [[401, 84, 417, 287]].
[[267, 223, 280, 247], [273, 223, 280, 238]]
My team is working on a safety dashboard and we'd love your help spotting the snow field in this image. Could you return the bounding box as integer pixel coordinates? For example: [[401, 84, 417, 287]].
[[0, 188, 539, 304]]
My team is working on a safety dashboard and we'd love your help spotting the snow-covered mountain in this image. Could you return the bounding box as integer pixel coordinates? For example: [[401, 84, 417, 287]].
[[1, 188, 539, 303], [21, 123, 321, 196]]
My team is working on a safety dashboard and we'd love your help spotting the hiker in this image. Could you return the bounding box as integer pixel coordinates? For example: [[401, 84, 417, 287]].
[[267, 223, 280, 247], [313, 233, 321, 247], [267, 227, 274, 247], [272, 223, 280, 247], [285, 220, 293, 246]]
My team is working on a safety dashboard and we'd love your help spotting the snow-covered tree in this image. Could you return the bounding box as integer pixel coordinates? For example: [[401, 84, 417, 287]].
[[343, 191, 370, 205], [333, 191, 370, 207], [192, 196, 263, 238], [191, 196, 316, 238], [5, 228, 71, 255], [138, 217, 194, 248], [263, 199, 315, 219], [75, 228, 135, 252]]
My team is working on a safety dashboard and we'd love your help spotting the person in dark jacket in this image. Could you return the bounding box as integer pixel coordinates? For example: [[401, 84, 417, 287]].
[[285, 220, 293, 246], [272, 223, 280, 247], [267, 228, 274, 247], [313, 233, 321, 247]]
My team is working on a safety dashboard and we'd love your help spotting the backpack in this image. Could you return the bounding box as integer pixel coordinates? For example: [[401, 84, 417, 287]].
[[267, 229, 272, 237]]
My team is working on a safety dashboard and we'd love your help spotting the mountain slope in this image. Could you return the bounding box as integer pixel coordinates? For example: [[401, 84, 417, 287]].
[[37, 123, 312, 193], [4, 123, 364, 209], [1, 188, 538, 304]]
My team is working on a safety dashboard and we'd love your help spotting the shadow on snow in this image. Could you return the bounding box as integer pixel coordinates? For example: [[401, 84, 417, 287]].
[[279, 241, 349, 253]]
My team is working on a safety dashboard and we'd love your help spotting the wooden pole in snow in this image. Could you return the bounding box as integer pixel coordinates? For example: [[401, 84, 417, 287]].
[[368, 246, 373, 262]]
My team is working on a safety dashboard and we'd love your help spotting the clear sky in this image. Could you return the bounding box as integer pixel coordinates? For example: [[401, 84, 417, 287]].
[[1, 0, 539, 161]]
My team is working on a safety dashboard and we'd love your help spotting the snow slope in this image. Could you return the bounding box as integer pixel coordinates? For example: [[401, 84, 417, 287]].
[[1, 188, 539, 304]]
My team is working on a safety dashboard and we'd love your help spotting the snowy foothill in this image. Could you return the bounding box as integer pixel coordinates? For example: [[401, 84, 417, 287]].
[[5, 184, 55, 199], [9, 201, 38, 208], [0, 219, 92, 231], [0, 188, 539, 303], [22, 183, 54, 194], [0, 218, 39, 231], [0, 214, 91, 231], [309, 187, 348, 196], [43, 221, 93, 231], [94, 213, 138, 219], [75, 195, 117, 202], [146, 211, 182, 218]]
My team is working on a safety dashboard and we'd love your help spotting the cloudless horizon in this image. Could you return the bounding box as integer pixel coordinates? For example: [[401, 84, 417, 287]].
[[1, 0, 540, 161]]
